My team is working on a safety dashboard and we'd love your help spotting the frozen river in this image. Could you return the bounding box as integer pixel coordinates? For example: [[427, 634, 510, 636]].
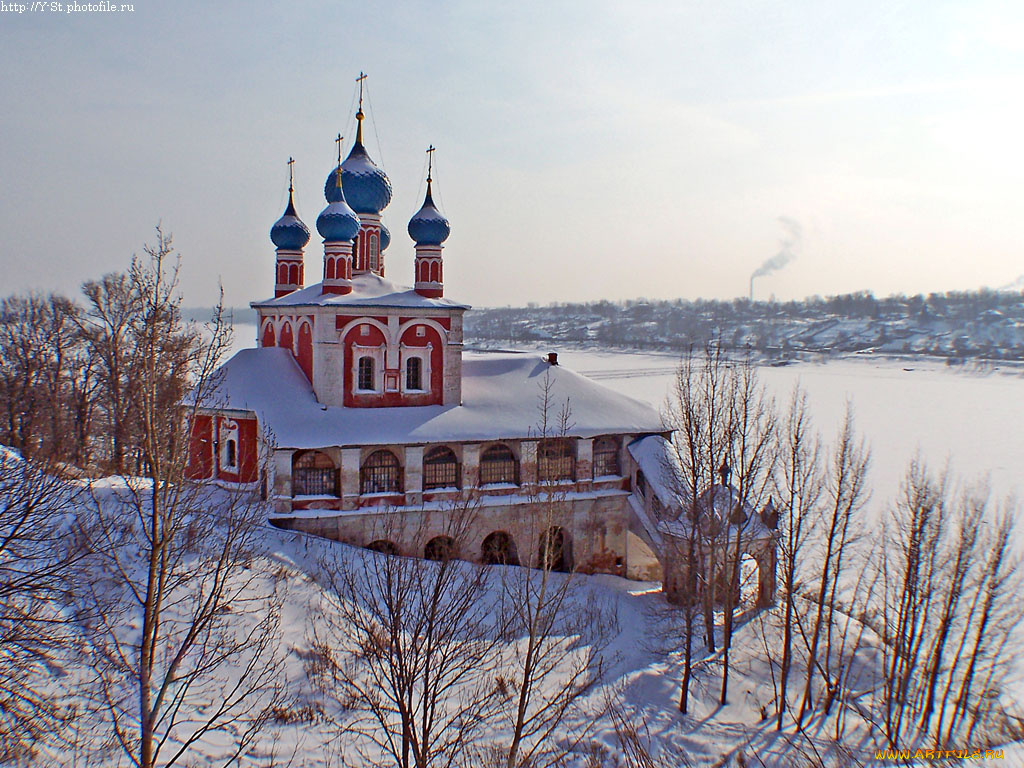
[[229, 323, 1022, 511]]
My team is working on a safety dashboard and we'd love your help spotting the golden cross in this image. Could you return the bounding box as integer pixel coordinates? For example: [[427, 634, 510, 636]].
[[356, 71, 367, 110], [426, 144, 436, 181], [287, 156, 295, 192], [335, 133, 343, 165]]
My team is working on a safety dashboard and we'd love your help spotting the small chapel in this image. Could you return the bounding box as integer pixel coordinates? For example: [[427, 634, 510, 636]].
[[186, 78, 777, 600]]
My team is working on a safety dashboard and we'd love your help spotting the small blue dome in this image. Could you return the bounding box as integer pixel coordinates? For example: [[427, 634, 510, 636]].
[[338, 141, 392, 214], [270, 194, 310, 250], [407, 186, 450, 246], [316, 197, 360, 242], [379, 223, 391, 251]]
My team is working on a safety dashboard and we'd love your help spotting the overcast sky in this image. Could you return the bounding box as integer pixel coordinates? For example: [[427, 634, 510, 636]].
[[1, 0, 1022, 309]]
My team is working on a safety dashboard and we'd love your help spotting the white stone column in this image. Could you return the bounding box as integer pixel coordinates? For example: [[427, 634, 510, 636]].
[[405, 445, 424, 506], [272, 450, 293, 514], [463, 443, 481, 489], [341, 447, 361, 510], [520, 440, 538, 490], [576, 438, 593, 491]]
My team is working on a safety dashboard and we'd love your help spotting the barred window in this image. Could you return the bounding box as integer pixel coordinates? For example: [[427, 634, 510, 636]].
[[480, 443, 519, 485], [423, 446, 459, 490], [406, 357, 423, 390], [357, 356, 375, 391], [538, 439, 575, 483], [592, 436, 620, 477], [361, 450, 401, 494], [293, 450, 337, 496]]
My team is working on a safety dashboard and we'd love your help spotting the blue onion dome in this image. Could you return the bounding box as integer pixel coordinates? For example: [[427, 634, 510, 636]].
[[270, 191, 310, 250], [407, 182, 450, 246], [316, 196, 360, 242], [340, 138, 392, 214], [379, 223, 391, 251]]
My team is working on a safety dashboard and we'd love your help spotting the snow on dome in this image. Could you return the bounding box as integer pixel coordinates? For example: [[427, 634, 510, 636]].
[[201, 349, 662, 449], [270, 195, 310, 250], [316, 198, 360, 242], [339, 141, 392, 215], [407, 187, 450, 246]]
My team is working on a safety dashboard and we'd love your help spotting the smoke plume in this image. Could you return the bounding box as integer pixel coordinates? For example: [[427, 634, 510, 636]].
[[749, 217, 802, 299]]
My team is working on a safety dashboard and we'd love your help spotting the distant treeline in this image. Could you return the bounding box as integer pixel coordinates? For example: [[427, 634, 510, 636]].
[[465, 288, 1024, 359]]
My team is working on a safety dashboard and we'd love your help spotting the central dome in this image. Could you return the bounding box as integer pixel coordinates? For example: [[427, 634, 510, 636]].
[[323, 140, 392, 215]]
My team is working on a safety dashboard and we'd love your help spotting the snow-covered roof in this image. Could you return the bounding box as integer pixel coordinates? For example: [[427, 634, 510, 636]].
[[202, 348, 662, 449], [626, 435, 775, 540], [627, 435, 686, 508], [251, 273, 470, 311]]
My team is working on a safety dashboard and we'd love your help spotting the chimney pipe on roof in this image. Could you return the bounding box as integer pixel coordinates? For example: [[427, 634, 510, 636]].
[[547, 352, 558, 365]]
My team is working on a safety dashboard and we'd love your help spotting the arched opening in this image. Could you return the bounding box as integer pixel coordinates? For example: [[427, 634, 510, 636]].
[[425, 535, 456, 561], [277, 263, 288, 284], [481, 531, 519, 566], [479, 443, 519, 485], [406, 356, 423, 390], [279, 322, 294, 353], [326, 257, 336, 280], [538, 526, 570, 572], [292, 450, 338, 496], [288, 264, 300, 285], [360, 449, 401, 494], [592, 436, 620, 477], [366, 539, 399, 556], [635, 469, 647, 498], [538, 439, 575, 482], [261, 323, 275, 348], [430, 260, 440, 283], [423, 446, 459, 490], [357, 356, 375, 391]]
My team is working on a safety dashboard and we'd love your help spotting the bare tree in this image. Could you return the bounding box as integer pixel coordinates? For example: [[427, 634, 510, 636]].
[[498, 369, 615, 768], [662, 343, 776, 708], [875, 461, 1022, 748], [0, 449, 80, 761], [796, 405, 870, 729], [77, 229, 285, 768], [772, 386, 823, 729], [308, 499, 503, 768]]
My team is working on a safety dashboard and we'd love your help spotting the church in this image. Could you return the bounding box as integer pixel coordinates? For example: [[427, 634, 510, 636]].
[[184, 87, 776, 596]]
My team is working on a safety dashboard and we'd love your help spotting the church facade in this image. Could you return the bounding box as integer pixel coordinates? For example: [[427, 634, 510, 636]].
[[185, 96, 775, 595]]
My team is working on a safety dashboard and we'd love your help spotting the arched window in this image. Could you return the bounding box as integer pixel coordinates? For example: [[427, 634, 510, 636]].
[[538, 439, 575, 482], [361, 450, 401, 494], [357, 356, 375, 391], [423, 446, 459, 490], [425, 535, 456, 561], [479, 443, 519, 485], [366, 540, 399, 556], [352, 234, 360, 270], [225, 439, 237, 469], [635, 469, 647, 498], [406, 357, 422, 391], [292, 450, 338, 496], [538, 526, 569, 572], [369, 233, 379, 271], [482, 531, 519, 566], [593, 437, 620, 477]]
